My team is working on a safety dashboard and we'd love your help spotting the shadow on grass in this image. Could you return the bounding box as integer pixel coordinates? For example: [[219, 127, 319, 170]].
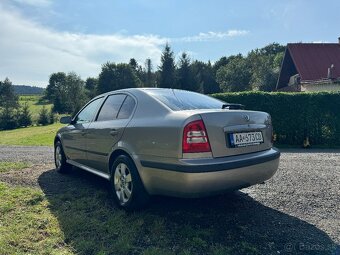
[[39, 168, 338, 255]]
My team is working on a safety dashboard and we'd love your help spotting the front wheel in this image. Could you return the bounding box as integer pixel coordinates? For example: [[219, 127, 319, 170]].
[[110, 155, 150, 210], [54, 141, 72, 173]]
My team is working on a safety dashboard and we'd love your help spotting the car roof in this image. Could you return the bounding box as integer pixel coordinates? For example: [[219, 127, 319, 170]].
[[93, 87, 182, 99]]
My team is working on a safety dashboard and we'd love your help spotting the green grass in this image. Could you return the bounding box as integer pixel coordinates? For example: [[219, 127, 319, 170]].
[[1, 164, 336, 255], [0, 123, 63, 146], [0, 182, 74, 255], [0, 175, 261, 255], [0, 162, 31, 173], [19, 95, 52, 122]]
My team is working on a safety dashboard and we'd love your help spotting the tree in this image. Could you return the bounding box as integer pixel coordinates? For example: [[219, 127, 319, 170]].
[[0, 78, 19, 130], [45, 72, 67, 101], [129, 58, 144, 85], [216, 55, 251, 92], [259, 43, 285, 55], [17, 102, 32, 127], [85, 77, 98, 98], [177, 52, 201, 92], [158, 43, 176, 88], [191, 60, 220, 94], [64, 72, 87, 114], [97, 62, 141, 94], [144, 58, 154, 87], [0, 107, 17, 130], [0, 78, 18, 108], [48, 72, 87, 114], [38, 106, 49, 126], [213, 56, 229, 75], [250, 54, 280, 91], [248, 43, 285, 91], [129, 58, 138, 70]]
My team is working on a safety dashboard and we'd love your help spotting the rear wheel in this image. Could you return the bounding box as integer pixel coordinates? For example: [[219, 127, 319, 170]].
[[54, 141, 72, 173], [110, 155, 150, 210]]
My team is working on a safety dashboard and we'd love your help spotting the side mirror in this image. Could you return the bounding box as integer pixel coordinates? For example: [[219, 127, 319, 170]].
[[60, 116, 73, 124]]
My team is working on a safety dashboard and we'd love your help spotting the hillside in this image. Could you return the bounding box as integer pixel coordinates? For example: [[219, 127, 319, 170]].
[[13, 85, 44, 95]]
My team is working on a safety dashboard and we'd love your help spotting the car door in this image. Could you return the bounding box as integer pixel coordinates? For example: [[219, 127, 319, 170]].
[[61, 97, 104, 164], [85, 94, 136, 173]]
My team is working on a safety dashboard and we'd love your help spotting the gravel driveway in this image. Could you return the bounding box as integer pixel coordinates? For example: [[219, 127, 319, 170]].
[[0, 145, 53, 164], [0, 145, 339, 254]]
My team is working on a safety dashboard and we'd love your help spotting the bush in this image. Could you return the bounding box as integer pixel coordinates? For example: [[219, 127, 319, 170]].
[[0, 107, 18, 130], [212, 91, 340, 147], [17, 102, 32, 127], [38, 106, 49, 126], [49, 110, 55, 124]]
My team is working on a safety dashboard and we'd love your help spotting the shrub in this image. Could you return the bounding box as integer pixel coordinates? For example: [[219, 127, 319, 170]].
[[0, 107, 18, 130], [212, 91, 340, 147], [38, 106, 49, 126], [17, 102, 32, 127], [49, 110, 55, 124]]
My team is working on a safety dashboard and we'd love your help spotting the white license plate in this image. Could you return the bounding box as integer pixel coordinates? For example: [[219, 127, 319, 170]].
[[229, 131, 263, 148]]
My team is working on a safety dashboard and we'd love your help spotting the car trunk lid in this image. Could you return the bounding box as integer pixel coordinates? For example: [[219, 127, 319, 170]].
[[198, 109, 272, 158]]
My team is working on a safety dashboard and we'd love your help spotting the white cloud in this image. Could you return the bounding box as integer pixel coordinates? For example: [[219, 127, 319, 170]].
[[0, 3, 249, 87], [0, 3, 165, 86], [175, 30, 249, 43], [11, 0, 52, 7]]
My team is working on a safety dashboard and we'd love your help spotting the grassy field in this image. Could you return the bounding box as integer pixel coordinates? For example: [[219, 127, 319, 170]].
[[0, 95, 64, 146], [0, 166, 260, 255], [0, 123, 63, 146], [19, 95, 53, 122]]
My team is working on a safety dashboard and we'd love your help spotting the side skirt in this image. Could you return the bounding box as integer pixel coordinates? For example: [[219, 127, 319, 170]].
[[67, 160, 110, 180]]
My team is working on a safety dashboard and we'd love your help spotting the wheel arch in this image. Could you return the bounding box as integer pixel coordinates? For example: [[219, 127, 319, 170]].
[[54, 134, 62, 145], [108, 148, 135, 174]]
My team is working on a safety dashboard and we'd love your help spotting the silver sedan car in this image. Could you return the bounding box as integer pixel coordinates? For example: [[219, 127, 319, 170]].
[[55, 88, 280, 209]]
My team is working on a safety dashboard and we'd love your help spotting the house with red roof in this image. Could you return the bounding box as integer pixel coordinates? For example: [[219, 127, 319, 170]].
[[276, 38, 340, 92]]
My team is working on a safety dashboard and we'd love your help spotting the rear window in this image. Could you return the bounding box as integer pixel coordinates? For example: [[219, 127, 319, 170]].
[[145, 89, 224, 111]]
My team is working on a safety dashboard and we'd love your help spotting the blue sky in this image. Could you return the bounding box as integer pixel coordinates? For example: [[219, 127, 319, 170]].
[[0, 0, 339, 87]]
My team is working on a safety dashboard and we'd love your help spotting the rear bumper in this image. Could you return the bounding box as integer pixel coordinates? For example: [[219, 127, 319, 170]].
[[139, 148, 280, 197]]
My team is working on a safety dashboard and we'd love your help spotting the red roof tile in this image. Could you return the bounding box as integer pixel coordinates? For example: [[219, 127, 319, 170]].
[[288, 43, 340, 81]]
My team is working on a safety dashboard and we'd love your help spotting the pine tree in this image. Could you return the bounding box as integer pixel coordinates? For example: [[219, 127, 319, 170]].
[[0, 107, 17, 130], [158, 43, 176, 88], [49, 109, 55, 124], [0, 78, 19, 108], [18, 102, 32, 127], [38, 106, 49, 126], [145, 58, 153, 87], [177, 52, 201, 92]]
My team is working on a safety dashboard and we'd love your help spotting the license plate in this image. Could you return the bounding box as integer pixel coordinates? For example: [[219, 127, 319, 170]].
[[228, 131, 263, 148]]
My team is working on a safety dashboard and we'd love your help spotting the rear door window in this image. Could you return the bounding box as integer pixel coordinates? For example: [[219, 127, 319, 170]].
[[96, 94, 126, 121]]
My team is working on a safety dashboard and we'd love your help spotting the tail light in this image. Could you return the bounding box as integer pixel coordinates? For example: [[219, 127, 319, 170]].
[[182, 120, 211, 153]]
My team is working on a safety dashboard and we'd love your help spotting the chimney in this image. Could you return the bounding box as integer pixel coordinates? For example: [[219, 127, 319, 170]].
[[328, 64, 334, 79]]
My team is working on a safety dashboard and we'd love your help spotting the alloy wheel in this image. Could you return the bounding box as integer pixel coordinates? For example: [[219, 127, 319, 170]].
[[114, 163, 133, 204]]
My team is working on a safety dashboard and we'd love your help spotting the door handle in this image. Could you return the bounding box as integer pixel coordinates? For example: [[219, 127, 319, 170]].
[[110, 130, 118, 136]]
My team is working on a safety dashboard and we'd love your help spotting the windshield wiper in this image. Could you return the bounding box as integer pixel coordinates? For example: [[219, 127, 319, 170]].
[[222, 103, 245, 110]]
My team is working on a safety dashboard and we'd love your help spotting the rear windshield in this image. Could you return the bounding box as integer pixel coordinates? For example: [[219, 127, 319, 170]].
[[145, 89, 225, 111]]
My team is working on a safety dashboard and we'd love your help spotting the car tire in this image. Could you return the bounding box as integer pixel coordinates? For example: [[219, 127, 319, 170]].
[[110, 155, 150, 210], [54, 141, 72, 173]]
